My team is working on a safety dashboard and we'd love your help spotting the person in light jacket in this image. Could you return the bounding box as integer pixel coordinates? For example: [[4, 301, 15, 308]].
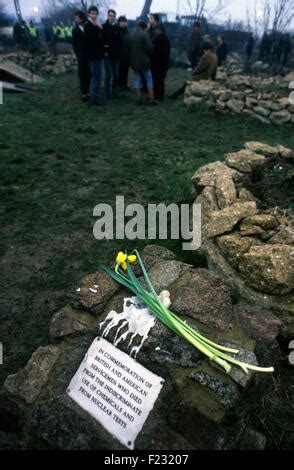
[[130, 21, 157, 105]]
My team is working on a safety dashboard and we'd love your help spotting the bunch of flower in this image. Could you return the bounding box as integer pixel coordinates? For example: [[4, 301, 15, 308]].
[[104, 250, 274, 375]]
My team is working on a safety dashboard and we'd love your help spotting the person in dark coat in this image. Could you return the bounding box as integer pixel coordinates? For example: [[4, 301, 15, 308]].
[[118, 16, 131, 90], [84, 5, 105, 105], [151, 24, 171, 101], [72, 10, 91, 101], [216, 34, 228, 66], [188, 22, 202, 68], [148, 13, 160, 42], [103, 9, 122, 98], [13, 22, 23, 44]]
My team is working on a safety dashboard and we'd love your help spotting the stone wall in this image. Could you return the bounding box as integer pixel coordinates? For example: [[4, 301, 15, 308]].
[[1, 49, 77, 76], [191, 141, 294, 335], [1, 142, 293, 450], [185, 72, 294, 126], [0, 245, 280, 450]]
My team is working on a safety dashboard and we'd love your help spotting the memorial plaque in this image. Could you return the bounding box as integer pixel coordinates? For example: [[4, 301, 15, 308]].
[[67, 337, 164, 449]]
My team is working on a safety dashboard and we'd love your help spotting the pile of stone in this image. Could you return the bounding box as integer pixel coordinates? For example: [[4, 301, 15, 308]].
[[185, 77, 294, 125], [191, 141, 294, 335], [0, 244, 280, 450], [223, 52, 293, 79], [0, 50, 77, 76]]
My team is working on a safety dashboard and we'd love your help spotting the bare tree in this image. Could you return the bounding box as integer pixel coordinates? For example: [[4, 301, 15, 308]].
[[246, 0, 294, 35], [184, 0, 231, 22], [44, 0, 114, 19], [271, 0, 294, 32], [225, 14, 249, 32], [206, 0, 231, 22], [184, 0, 206, 19]]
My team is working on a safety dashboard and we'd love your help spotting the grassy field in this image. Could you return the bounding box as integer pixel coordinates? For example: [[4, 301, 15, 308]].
[[0, 69, 294, 448]]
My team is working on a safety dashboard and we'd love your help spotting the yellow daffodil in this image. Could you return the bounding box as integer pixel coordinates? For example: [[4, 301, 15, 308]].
[[105, 249, 274, 375], [115, 252, 137, 272]]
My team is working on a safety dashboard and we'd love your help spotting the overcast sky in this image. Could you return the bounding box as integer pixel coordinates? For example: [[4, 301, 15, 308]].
[[4, 0, 294, 27]]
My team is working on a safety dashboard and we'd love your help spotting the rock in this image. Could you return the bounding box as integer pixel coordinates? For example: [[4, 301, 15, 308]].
[[237, 301, 281, 343], [238, 188, 256, 202], [257, 100, 272, 110], [216, 100, 226, 111], [239, 225, 265, 236], [232, 91, 245, 100], [50, 305, 95, 339], [187, 80, 215, 97], [190, 367, 239, 409], [245, 141, 278, 157], [172, 268, 234, 331], [254, 106, 271, 117], [238, 428, 267, 450], [276, 145, 294, 160], [140, 244, 177, 271], [240, 214, 279, 230], [192, 161, 241, 188], [284, 71, 294, 83], [229, 75, 251, 88], [268, 226, 294, 245], [184, 96, 203, 108], [215, 173, 237, 209], [144, 260, 191, 293], [4, 346, 61, 404], [225, 149, 266, 173], [214, 343, 258, 388], [269, 101, 286, 111], [194, 186, 219, 221], [52, 56, 67, 75], [167, 393, 229, 449], [239, 244, 294, 295], [71, 270, 119, 316], [202, 237, 294, 318], [245, 97, 258, 108], [270, 110, 291, 125], [242, 109, 254, 119], [219, 91, 231, 101], [278, 97, 290, 107], [217, 233, 257, 268], [226, 99, 244, 114], [254, 114, 271, 125], [205, 202, 258, 238]]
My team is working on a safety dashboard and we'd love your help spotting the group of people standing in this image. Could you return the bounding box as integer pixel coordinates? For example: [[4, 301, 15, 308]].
[[48, 21, 74, 43], [187, 21, 228, 69], [72, 6, 171, 106], [13, 20, 39, 47]]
